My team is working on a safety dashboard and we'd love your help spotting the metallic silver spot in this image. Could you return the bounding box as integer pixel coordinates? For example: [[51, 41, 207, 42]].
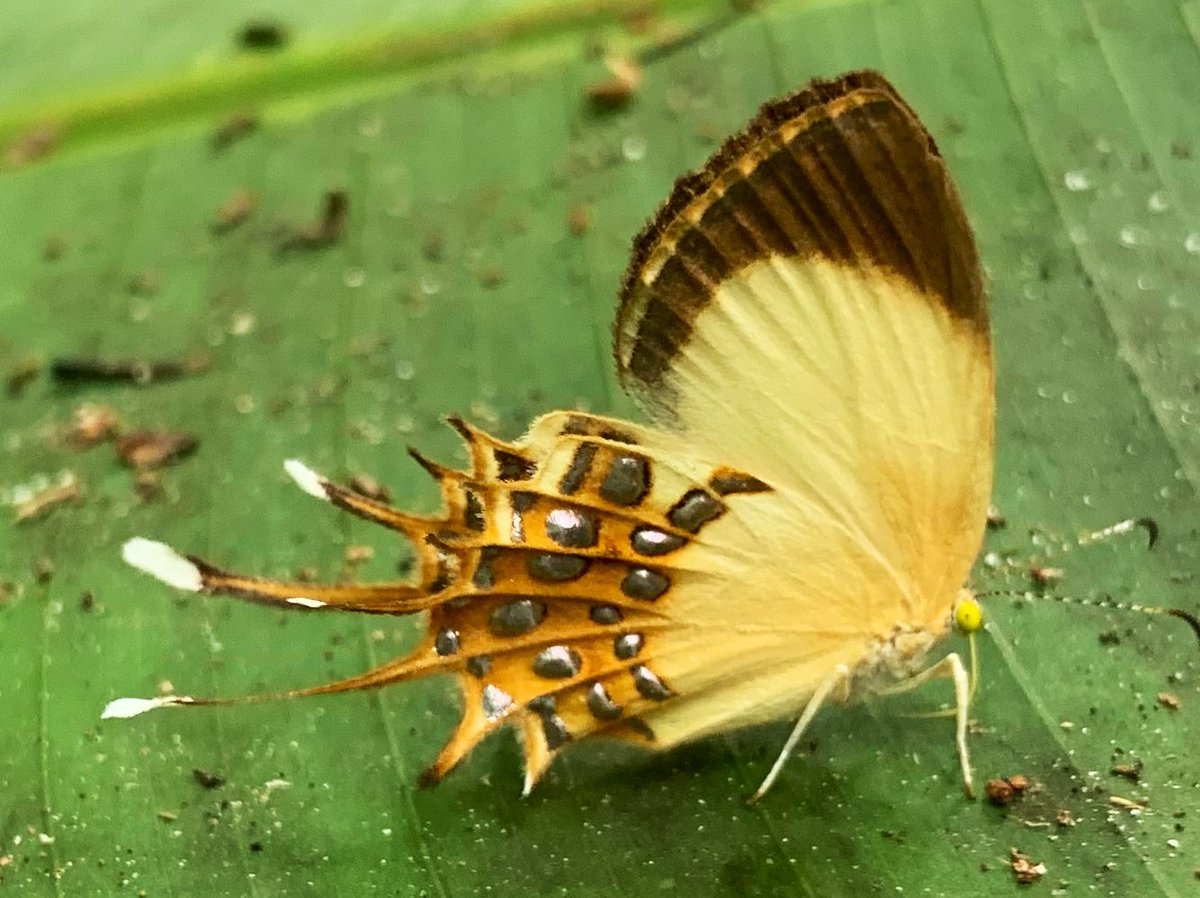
[[630, 526, 686, 556], [541, 714, 571, 749], [589, 603, 623, 625], [481, 683, 514, 721], [489, 599, 547, 636], [532, 645, 582, 679], [668, 489, 724, 533], [613, 633, 643, 660], [527, 552, 589, 581], [544, 507, 599, 549], [631, 665, 672, 701], [620, 567, 669, 601], [466, 655, 491, 678], [599, 454, 649, 506], [586, 682, 622, 720], [434, 628, 460, 656]]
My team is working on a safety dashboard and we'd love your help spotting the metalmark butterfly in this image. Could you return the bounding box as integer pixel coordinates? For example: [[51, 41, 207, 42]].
[[106, 70, 999, 799]]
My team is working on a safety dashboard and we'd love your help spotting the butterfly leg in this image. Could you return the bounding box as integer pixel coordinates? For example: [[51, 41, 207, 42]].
[[875, 652, 974, 798], [748, 664, 851, 804]]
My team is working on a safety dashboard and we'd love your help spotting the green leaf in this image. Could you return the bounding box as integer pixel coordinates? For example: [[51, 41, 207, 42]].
[[2, 0, 1197, 894]]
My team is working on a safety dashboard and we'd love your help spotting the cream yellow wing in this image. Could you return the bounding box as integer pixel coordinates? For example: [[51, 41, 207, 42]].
[[610, 70, 994, 747]]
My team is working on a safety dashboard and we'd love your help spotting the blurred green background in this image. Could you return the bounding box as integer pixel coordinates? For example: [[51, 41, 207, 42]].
[[2, 0, 1198, 895]]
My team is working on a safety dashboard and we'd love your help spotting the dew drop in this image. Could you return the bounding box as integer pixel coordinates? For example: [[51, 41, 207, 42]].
[[1064, 170, 1091, 192], [1118, 225, 1143, 247], [621, 135, 647, 162]]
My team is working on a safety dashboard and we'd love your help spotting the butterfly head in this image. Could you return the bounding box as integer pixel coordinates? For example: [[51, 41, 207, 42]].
[[952, 589, 984, 635]]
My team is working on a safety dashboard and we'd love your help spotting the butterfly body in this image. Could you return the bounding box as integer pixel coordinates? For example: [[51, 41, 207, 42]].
[[110, 70, 994, 798]]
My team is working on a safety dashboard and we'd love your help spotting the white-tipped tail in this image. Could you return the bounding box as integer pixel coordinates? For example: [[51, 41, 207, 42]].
[[101, 695, 193, 719], [122, 538, 203, 592], [286, 596, 327, 608], [283, 459, 328, 500]]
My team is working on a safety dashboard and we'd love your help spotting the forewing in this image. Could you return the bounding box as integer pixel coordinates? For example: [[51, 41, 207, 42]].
[[615, 70, 994, 629]]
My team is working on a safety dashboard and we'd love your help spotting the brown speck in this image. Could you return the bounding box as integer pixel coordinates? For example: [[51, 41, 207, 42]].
[[157, 810, 178, 823], [1098, 628, 1121, 646], [31, 556, 55, 584], [0, 581, 16, 607], [277, 189, 348, 253], [1009, 847, 1046, 885], [1157, 691, 1181, 711], [116, 430, 199, 470], [1171, 140, 1192, 160], [249, 841, 264, 853], [421, 231, 444, 262], [1110, 761, 1142, 782], [128, 268, 161, 296], [211, 189, 257, 233], [66, 403, 119, 449], [985, 779, 1016, 806], [43, 234, 68, 261], [239, 20, 288, 51], [1055, 809, 1076, 827], [4, 123, 63, 167], [986, 774, 1031, 805], [477, 264, 505, 288], [1109, 795, 1147, 811], [343, 545, 374, 565], [79, 591, 95, 612], [1029, 565, 1063, 586], [568, 205, 590, 236], [1006, 774, 1031, 794], [295, 566, 319, 583], [6, 356, 42, 396], [192, 768, 226, 789], [985, 505, 1006, 528], [349, 473, 390, 502], [50, 352, 209, 386], [15, 476, 82, 523], [587, 56, 643, 111], [212, 112, 259, 151]]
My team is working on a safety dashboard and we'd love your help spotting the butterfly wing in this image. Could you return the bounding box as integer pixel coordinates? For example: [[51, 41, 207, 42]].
[[600, 70, 994, 746]]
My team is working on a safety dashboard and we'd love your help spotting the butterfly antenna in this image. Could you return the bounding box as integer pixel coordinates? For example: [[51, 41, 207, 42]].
[[976, 588, 1200, 646], [1076, 516, 1159, 550]]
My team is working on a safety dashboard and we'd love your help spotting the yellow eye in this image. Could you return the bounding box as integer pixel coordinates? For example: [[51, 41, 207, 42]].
[[955, 596, 983, 634]]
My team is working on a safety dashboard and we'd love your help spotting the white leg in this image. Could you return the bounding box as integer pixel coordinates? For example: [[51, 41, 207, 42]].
[[749, 665, 849, 803], [877, 652, 974, 798]]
